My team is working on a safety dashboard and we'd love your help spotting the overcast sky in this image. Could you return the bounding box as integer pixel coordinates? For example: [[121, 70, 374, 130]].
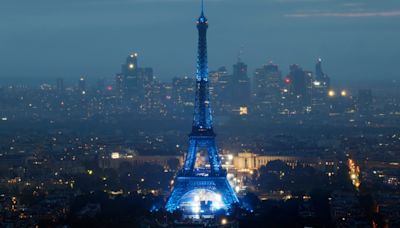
[[1, 0, 399, 87]]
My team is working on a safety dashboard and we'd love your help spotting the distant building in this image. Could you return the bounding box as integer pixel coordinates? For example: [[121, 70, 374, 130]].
[[99, 152, 183, 170], [233, 152, 303, 171], [253, 62, 282, 115], [311, 59, 330, 113], [56, 78, 64, 92], [315, 58, 330, 88], [229, 60, 251, 112], [282, 64, 311, 113], [357, 89, 373, 115], [117, 52, 156, 113], [172, 76, 194, 114], [78, 76, 86, 95], [209, 67, 230, 114]]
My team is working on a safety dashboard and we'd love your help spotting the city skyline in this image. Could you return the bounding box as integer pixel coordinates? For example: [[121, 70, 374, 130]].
[[1, 0, 400, 87], [1, 1, 400, 227]]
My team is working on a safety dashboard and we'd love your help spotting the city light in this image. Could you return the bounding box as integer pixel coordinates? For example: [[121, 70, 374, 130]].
[[348, 159, 361, 190], [111, 152, 120, 159], [341, 90, 347, 97], [313, 81, 321, 86], [328, 90, 336, 97], [239, 106, 248, 115], [235, 186, 240, 193], [221, 218, 228, 225]]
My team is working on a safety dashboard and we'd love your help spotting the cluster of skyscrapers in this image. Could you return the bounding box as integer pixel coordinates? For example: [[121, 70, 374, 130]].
[[109, 52, 348, 118]]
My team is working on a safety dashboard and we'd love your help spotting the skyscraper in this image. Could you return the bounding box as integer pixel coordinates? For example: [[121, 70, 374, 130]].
[[121, 53, 142, 98], [315, 58, 330, 88], [230, 59, 251, 110], [311, 59, 331, 114], [117, 52, 156, 113], [209, 66, 229, 114], [166, 2, 239, 213], [253, 62, 282, 115], [78, 76, 86, 95], [283, 64, 311, 113], [56, 78, 64, 92], [172, 76, 195, 115]]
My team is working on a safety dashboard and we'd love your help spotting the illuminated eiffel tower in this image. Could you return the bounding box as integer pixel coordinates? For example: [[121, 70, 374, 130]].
[[165, 0, 239, 213]]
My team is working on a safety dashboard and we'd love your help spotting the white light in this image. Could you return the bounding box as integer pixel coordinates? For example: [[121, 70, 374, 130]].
[[221, 218, 228, 225], [227, 154, 233, 160], [111, 152, 120, 159], [192, 206, 200, 213]]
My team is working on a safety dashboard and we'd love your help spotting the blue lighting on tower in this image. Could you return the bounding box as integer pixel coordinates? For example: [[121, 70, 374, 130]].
[[165, 0, 239, 214]]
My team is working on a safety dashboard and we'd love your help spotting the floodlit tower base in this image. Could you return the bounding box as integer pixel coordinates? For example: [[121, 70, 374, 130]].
[[165, 176, 239, 213]]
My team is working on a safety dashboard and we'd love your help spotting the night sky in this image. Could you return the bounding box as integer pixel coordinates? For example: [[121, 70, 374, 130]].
[[1, 0, 399, 86]]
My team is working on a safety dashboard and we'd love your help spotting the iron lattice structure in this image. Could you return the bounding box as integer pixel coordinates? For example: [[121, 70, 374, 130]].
[[165, 4, 239, 212]]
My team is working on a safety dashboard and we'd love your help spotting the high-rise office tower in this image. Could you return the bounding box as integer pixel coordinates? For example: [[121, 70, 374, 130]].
[[172, 76, 195, 115], [118, 53, 155, 112], [122, 53, 139, 77], [56, 78, 64, 92], [231, 60, 250, 108], [253, 62, 282, 115], [283, 64, 310, 113], [310, 59, 331, 113], [287, 64, 307, 99], [78, 76, 86, 94], [115, 73, 124, 95], [121, 53, 142, 97], [209, 66, 229, 114], [315, 58, 330, 88]]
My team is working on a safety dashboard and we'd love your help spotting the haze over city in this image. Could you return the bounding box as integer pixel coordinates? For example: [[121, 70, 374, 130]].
[[1, 0, 400, 87]]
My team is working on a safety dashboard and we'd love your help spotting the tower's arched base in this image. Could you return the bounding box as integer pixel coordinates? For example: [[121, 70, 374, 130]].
[[165, 176, 239, 213]]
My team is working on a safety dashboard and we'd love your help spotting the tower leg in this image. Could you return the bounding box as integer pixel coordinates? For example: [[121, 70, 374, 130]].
[[183, 139, 198, 174]]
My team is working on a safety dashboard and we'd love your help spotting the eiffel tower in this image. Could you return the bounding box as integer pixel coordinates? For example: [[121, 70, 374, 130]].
[[165, 1, 239, 213]]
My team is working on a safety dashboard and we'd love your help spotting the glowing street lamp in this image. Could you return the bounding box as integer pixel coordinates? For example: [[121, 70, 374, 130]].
[[221, 218, 228, 225], [328, 90, 336, 97]]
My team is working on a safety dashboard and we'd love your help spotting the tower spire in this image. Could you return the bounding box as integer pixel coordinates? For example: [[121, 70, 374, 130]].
[[194, 0, 211, 132], [201, 0, 204, 15]]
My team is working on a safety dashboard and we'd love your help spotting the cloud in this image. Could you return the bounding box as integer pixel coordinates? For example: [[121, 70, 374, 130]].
[[285, 10, 400, 18]]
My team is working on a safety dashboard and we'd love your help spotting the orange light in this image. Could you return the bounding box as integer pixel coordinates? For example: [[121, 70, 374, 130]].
[[328, 90, 336, 97]]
